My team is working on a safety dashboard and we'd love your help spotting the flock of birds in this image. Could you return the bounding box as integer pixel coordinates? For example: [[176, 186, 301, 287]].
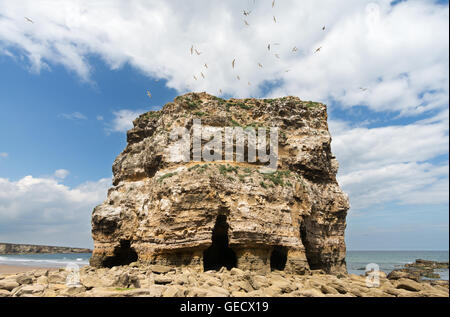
[[186, 0, 329, 97], [23, 0, 369, 100]]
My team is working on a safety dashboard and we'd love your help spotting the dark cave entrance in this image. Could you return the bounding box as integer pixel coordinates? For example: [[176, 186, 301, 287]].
[[102, 240, 138, 268], [203, 215, 237, 271], [270, 246, 287, 271], [299, 219, 315, 269]]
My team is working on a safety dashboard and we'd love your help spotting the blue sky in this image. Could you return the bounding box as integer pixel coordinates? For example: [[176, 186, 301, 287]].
[[0, 53, 177, 186], [0, 0, 448, 250]]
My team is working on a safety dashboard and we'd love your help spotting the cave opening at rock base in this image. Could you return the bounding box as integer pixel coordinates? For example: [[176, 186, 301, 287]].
[[270, 246, 288, 271], [102, 239, 138, 268], [203, 215, 237, 271]]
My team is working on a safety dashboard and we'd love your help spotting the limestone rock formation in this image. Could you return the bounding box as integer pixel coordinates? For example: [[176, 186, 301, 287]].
[[90, 92, 350, 274]]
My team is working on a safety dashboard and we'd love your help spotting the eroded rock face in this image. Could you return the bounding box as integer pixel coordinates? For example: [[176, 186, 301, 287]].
[[90, 92, 350, 274]]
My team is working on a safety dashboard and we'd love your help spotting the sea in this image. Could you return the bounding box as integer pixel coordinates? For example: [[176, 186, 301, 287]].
[[0, 253, 91, 268], [346, 250, 449, 280], [0, 250, 448, 280]]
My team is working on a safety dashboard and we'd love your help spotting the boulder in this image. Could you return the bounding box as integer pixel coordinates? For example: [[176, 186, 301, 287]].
[[16, 275, 33, 285], [0, 289, 11, 297], [148, 285, 168, 297], [162, 286, 181, 297], [395, 278, 423, 292], [299, 288, 325, 297], [13, 284, 45, 297], [47, 272, 67, 284], [154, 275, 172, 285], [0, 279, 19, 291], [387, 269, 420, 282], [320, 284, 339, 295], [63, 285, 86, 296], [36, 276, 48, 285], [149, 265, 175, 274]]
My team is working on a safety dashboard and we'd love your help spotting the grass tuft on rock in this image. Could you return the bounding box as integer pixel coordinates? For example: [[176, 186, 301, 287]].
[[158, 172, 178, 183]]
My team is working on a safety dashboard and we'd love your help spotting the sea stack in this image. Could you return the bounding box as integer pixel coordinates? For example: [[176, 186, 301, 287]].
[[90, 92, 350, 275]]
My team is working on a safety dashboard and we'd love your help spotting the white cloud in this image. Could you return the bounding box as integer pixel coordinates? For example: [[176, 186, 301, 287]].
[[0, 173, 111, 247], [54, 169, 70, 179], [330, 113, 449, 210], [0, 152, 8, 158], [108, 109, 143, 133], [338, 161, 448, 209], [330, 114, 449, 173], [59, 112, 87, 120], [0, 0, 448, 229], [0, 0, 447, 115]]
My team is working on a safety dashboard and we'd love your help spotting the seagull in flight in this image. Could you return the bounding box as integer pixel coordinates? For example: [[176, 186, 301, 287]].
[[315, 46, 322, 53], [268, 44, 271, 51], [146, 90, 152, 98], [322, 26, 326, 30], [244, 20, 250, 26], [193, 75, 198, 80], [274, 54, 280, 59], [292, 46, 298, 52], [243, 10, 251, 16], [248, 81, 251, 86], [219, 89, 223, 94], [273, 16, 277, 23], [237, 75, 240, 80], [195, 49, 202, 55], [285, 69, 291, 72], [232, 59, 236, 69], [204, 63, 208, 68], [359, 87, 368, 91], [272, 0, 275, 8], [201, 72, 205, 79], [25, 17, 34, 23], [258, 63, 263, 68]]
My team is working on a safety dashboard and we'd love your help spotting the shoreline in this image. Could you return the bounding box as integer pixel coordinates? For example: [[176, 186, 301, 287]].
[[0, 264, 59, 275]]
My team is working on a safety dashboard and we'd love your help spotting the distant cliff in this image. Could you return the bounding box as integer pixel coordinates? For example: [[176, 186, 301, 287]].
[[0, 243, 91, 255]]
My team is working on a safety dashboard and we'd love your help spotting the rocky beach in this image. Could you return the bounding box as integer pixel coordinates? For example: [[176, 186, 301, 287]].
[[0, 262, 448, 297]]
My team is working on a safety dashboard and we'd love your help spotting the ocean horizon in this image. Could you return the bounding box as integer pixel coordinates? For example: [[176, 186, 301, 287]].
[[0, 250, 448, 280]]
